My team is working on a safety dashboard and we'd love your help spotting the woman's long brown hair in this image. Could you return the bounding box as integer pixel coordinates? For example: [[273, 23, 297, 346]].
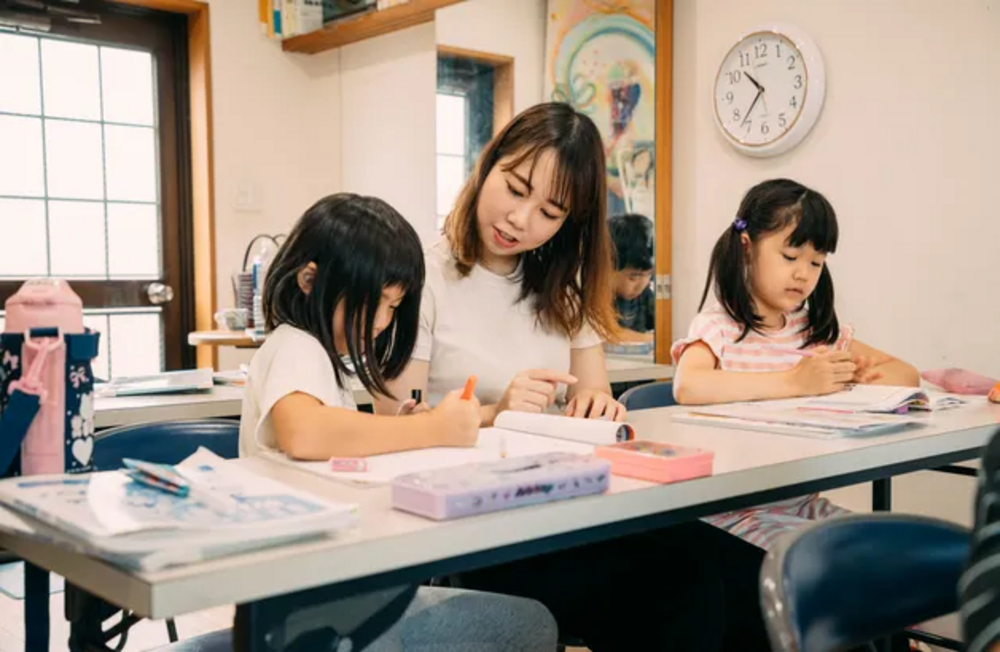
[[444, 102, 619, 342]]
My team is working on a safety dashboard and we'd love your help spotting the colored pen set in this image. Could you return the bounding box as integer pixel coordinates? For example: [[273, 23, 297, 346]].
[[123, 458, 192, 497]]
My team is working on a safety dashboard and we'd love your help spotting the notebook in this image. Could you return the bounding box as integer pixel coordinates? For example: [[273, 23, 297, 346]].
[[772, 385, 966, 414], [263, 412, 632, 487], [0, 448, 357, 571], [95, 368, 214, 397], [672, 404, 927, 440]]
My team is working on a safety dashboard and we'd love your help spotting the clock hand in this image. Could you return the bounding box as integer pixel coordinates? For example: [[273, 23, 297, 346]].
[[745, 71, 765, 93], [741, 89, 762, 128]]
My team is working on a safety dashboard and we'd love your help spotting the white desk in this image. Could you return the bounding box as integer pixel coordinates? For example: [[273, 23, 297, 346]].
[[605, 355, 672, 384], [94, 360, 673, 429], [5, 401, 997, 622], [95, 386, 245, 430]]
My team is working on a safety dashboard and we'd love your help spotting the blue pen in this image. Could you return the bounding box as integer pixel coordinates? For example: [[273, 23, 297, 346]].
[[122, 458, 232, 511], [123, 458, 190, 497]]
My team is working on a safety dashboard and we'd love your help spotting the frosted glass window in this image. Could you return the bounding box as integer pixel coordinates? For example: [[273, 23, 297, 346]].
[[0, 33, 41, 115], [48, 201, 107, 277], [107, 203, 160, 278], [45, 119, 105, 200], [0, 116, 45, 197], [41, 40, 101, 121], [0, 199, 47, 277], [108, 312, 162, 378], [100, 47, 155, 126]]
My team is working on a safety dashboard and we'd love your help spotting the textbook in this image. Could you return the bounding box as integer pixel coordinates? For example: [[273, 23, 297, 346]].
[[0, 448, 357, 571], [672, 404, 927, 440], [263, 411, 634, 487], [770, 384, 965, 414]]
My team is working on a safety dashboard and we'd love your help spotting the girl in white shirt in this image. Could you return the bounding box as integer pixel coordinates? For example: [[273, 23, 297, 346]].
[[240, 193, 558, 651], [377, 104, 729, 651]]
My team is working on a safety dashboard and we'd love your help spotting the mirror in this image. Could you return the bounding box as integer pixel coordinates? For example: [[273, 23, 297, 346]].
[[435, 0, 660, 362]]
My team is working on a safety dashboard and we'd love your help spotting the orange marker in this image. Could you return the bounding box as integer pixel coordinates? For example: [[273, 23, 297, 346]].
[[461, 375, 478, 400]]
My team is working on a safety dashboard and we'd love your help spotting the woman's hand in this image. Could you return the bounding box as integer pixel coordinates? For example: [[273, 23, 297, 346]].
[[496, 369, 578, 415], [565, 389, 627, 421]]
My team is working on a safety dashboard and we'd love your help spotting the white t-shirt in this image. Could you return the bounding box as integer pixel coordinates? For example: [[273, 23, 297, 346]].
[[413, 239, 602, 406], [239, 324, 357, 457]]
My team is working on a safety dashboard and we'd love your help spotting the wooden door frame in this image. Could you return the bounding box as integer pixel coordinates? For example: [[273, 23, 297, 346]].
[[116, 0, 216, 370], [654, 0, 673, 365]]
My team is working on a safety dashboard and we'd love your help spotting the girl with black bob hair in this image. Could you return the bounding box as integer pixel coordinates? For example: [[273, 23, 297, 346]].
[[238, 193, 561, 651]]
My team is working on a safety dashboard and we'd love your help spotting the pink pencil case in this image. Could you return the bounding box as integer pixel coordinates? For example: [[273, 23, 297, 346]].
[[391, 452, 610, 521], [594, 440, 714, 483]]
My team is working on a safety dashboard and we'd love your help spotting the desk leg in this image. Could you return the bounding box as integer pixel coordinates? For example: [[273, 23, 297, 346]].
[[234, 584, 418, 652], [872, 479, 893, 652], [873, 478, 892, 512], [65, 584, 139, 652], [24, 562, 49, 652]]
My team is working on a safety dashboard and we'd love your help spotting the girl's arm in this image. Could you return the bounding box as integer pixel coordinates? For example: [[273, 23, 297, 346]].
[[272, 389, 478, 460], [848, 339, 920, 387], [379, 360, 503, 427], [672, 341, 857, 405], [566, 344, 626, 421]]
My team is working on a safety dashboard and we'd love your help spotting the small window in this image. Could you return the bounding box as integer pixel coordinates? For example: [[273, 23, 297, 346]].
[[435, 52, 512, 231]]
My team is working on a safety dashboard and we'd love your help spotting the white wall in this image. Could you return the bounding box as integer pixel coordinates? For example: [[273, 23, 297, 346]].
[[435, 0, 547, 114], [339, 23, 438, 244], [205, 0, 343, 370], [673, 0, 1000, 522]]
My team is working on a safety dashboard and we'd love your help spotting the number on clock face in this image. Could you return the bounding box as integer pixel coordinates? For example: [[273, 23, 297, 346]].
[[715, 31, 805, 146]]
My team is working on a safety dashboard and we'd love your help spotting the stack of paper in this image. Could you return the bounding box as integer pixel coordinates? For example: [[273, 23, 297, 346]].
[[0, 449, 357, 571]]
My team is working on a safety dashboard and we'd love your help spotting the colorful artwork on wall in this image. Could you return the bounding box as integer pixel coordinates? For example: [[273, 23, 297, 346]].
[[545, 0, 656, 218]]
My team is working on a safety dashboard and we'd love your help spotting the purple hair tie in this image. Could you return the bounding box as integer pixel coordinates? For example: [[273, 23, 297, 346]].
[[733, 217, 748, 232]]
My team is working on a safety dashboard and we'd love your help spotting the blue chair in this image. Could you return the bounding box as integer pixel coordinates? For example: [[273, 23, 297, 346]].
[[760, 513, 969, 652], [91, 418, 240, 471], [619, 380, 676, 410]]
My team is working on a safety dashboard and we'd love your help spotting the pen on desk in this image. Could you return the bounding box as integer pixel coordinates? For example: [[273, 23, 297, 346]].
[[461, 375, 477, 400]]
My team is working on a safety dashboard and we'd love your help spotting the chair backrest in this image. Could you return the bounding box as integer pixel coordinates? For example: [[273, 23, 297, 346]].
[[618, 381, 676, 410], [92, 419, 240, 470], [760, 514, 970, 652]]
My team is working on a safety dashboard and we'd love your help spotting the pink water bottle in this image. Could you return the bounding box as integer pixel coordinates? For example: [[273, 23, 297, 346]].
[[4, 279, 84, 475]]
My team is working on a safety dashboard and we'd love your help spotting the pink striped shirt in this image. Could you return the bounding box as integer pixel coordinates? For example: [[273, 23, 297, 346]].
[[672, 304, 855, 550], [671, 304, 854, 372]]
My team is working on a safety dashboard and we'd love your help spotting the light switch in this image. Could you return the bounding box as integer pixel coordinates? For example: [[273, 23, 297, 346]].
[[234, 180, 262, 212]]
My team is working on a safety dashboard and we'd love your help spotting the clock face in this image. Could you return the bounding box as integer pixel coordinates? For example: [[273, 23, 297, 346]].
[[714, 31, 810, 150]]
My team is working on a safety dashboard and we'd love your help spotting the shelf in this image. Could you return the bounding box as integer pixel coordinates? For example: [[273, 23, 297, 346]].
[[282, 0, 465, 54]]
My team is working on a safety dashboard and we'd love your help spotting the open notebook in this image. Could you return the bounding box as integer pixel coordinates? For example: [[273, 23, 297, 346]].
[[263, 412, 632, 487], [774, 385, 966, 414], [670, 385, 966, 440]]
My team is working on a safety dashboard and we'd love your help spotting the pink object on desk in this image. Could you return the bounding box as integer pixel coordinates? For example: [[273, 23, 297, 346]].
[[921, 368, 998, 396], [594, 440, 714, 484], [330, 457, 367, 472]]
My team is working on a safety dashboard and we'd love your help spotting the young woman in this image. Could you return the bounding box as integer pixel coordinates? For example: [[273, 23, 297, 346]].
[[377, 103, 727, 651]]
